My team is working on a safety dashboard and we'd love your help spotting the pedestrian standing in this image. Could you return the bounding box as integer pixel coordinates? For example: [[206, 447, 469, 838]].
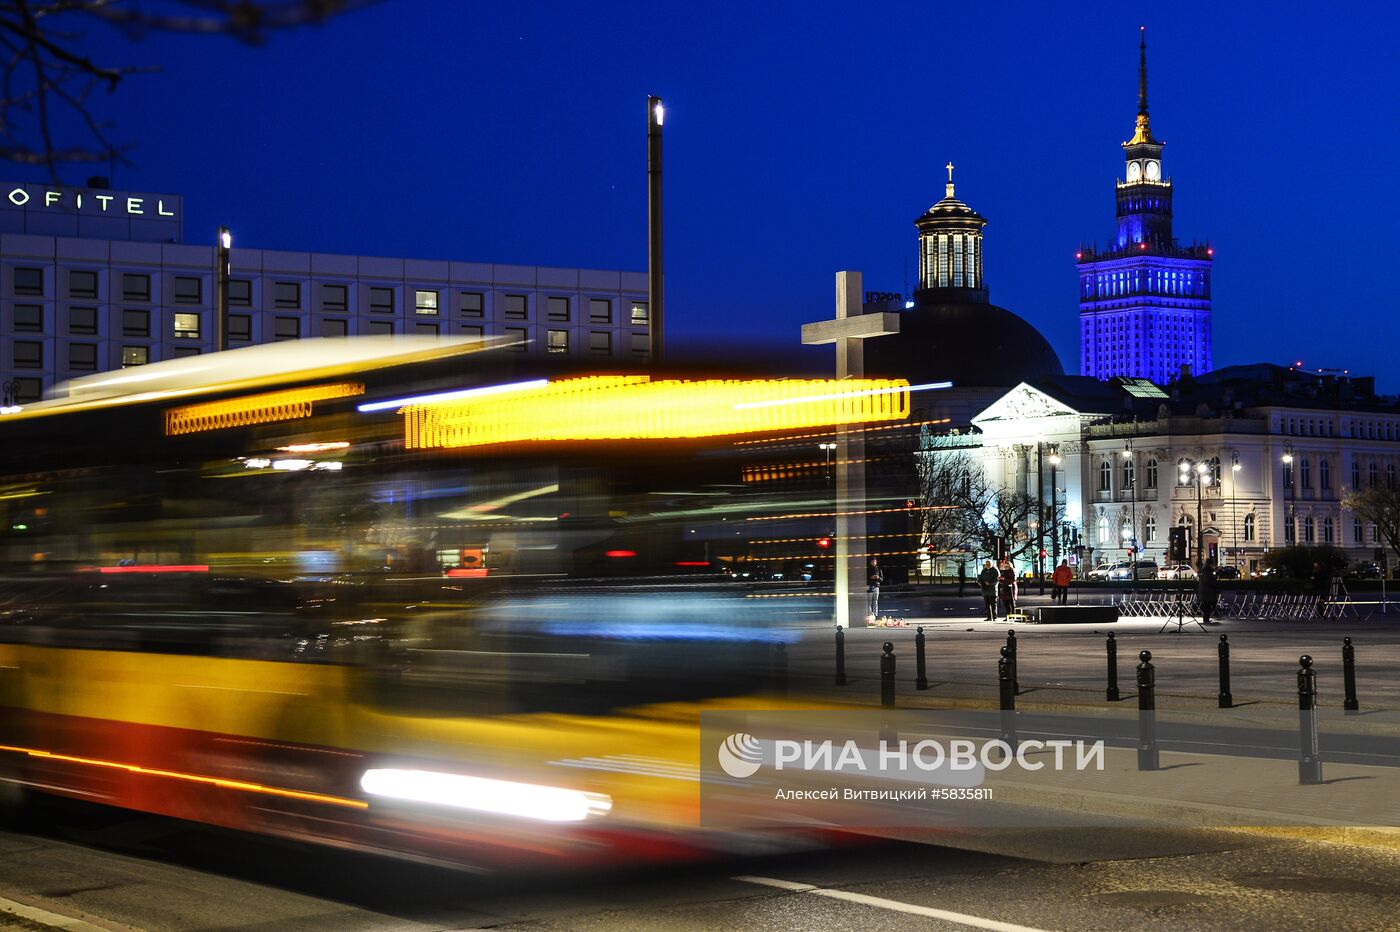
[[1198, 557, 1219, 625], [997, 559, 1018, 619], [1052, 559, 1073, 605], [957, 560, 967, 598], [977, 559, 998, 621], [867, 557, 884, 620]]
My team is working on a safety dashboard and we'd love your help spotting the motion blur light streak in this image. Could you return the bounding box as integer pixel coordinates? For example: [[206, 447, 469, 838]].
[[359, 769, 613, 822], [400, 376, 911, 450], [94, 564, 210, 574], [354, 378, 549, 413], [164, 383, 365, 435], [0, 742, 366, 809], [730, 380, 951, 410]]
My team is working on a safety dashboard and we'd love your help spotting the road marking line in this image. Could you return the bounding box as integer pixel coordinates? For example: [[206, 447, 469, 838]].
[[733, 876, 1052, 932], [0, 893, 117, 931]]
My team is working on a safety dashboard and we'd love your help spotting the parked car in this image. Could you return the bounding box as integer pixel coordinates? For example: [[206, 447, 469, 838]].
[[1350, 562, 1384, 580], [1215, 565, 1241, 580], [1109, 560, 1159, 581], [1159, 564, 1198, 581], [1087, 562, 1117, 580]]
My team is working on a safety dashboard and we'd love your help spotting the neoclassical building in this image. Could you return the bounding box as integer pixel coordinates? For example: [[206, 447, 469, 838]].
[[945, 364, 1398, 575]]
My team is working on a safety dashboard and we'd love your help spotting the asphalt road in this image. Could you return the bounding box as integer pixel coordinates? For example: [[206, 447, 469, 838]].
[[6, 798, 1400, 931]]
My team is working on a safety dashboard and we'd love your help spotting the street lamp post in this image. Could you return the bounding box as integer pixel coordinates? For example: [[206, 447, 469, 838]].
[[1282, 443, 1296, 548], [1123, 441, 1138, 576], [647, 96, 664, 362], [1230, 452, 1241, 568], [215, 226, 231, 352], [1036, 441, 1045, 594], [1049, 447, 1062, 571], [1178, 458, 1212, 568]]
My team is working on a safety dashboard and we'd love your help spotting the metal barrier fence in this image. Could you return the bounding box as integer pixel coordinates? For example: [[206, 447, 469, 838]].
[[1114, 589, 1358, 620]]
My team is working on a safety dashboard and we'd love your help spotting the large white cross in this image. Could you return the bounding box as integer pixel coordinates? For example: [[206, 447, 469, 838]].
[[801, 271, 900, 627]]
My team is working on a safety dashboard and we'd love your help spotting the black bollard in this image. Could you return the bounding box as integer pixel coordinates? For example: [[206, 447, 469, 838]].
[[1006, 629, 1020, 695], [915, 627, 929, 690], [1106, 632, 1120, 702], [1297, 654, 1323, 784], [880, 641, 896, 708], [773, 643, 788, 698], [998, 645, 1017, 754], [1342, 637, 1359, 714], [1137, 649, 1159, 771], [835, 625, 847, 686], [1218, 634, 1233, 709]]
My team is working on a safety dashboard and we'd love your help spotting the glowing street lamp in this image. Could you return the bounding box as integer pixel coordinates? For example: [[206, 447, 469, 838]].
[[215, 225, 232, 352]]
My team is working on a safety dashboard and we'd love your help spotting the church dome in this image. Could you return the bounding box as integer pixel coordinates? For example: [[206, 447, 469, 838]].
[[865, 299, 1065, 389]]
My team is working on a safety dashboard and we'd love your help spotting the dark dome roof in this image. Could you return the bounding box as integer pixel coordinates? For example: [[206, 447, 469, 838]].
[[865, 300, 1064, 388]]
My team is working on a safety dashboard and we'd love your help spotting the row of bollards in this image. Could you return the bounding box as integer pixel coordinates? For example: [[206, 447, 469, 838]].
[[847, 625, 1365, 786]]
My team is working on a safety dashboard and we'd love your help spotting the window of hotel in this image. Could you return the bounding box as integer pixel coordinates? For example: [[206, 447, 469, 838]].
[[415, 290, 439, 315], [1302, 516, 1315, 543], [10, 378, 40, 403], [414, 322, 439, 335], [588, 298, 611, 323], [173, 276, 202, 304], [1369, 462, 1378, 488], [1145, 458, 1158, 488], [121, 346, 148, 368], [322, 284, 348, 311], [68, 306, 96, 335], [460, 291, 484, 318], [12, 341, 40, 369], [122, 309, 150, 337], [1352, 459, 1361, 489], [1323, 516, 1334, 543], [1144, 513, 1156, 543], [68, 343, 97, 371], [13, 267, 43, 296], [503, 294, 528, 320], [273, 317, 300, 341], [1299, 458, 1311, 489], [504, 326, 528, 350], [631, 333, 649, 355], [1243, 513, 1256, 542], [1098, 460, 1111, 492], [12, 304, 41, 332], [546, 329, 569, 354], [273, 282, 300, 309], [68, 270, 98, 299], [546, 296, 570, 321], [369, 287, 394, 314], [1354, 519, 1364, 544], [122, 273, 150, 302], [227, 314, 252, 342], [1390, 464, 1398, 489], [460, 324, 484, 339], [228, 279, 253, 306], [1097, 515, 1109, 545], [368, 320, 393, 335], [588, 331, 611, 355], [630, 301, 649, 325], [1319, 458, 1331, 490], [173, 312, 201, 340], [321, 318, 348, 338]]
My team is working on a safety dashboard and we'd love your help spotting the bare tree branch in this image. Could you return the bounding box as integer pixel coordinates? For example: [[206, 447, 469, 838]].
[[0, 0, 374, 180]]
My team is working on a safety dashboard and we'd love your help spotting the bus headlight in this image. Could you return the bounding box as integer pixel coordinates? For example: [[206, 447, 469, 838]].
[[359, 768, 613, 822]]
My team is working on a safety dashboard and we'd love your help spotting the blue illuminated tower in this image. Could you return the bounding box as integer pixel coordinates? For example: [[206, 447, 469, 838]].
[[1078, 28, 1213, 384]]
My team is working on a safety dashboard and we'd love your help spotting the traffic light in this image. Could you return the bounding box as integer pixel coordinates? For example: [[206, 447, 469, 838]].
[[1168, 526, 1187, 562]]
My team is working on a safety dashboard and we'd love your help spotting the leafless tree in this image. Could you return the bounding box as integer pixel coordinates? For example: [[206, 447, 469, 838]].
[[1344, 485, 1400, 572], [918, 446, 1065, 565], [0, 0, 374, 179]]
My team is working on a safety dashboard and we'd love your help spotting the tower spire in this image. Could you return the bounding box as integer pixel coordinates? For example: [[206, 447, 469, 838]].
[[1138, 26, 1148, 117], [1126, 26, 1157, 146]]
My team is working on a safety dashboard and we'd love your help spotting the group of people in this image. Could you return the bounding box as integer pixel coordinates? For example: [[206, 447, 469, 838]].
[[974, 558, 1076, 621]]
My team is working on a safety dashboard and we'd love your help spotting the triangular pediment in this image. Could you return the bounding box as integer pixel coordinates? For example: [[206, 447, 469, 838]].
[[972, 383, 1082, 425]]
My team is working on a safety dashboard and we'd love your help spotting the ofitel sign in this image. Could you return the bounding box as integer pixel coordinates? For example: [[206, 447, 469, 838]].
[[3, 183, 179, 219]]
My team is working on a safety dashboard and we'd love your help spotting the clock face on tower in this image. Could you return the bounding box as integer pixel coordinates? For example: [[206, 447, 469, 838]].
[[1145, 160, 1161, 181], [1126, 161, 1142, 182]]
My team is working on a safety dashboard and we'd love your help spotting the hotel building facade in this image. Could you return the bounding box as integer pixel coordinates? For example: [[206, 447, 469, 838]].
[[0, 180, 651, 404]]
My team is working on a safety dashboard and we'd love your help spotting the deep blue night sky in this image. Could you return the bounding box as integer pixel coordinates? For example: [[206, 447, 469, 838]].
[[18, 1, 1400, 388]]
